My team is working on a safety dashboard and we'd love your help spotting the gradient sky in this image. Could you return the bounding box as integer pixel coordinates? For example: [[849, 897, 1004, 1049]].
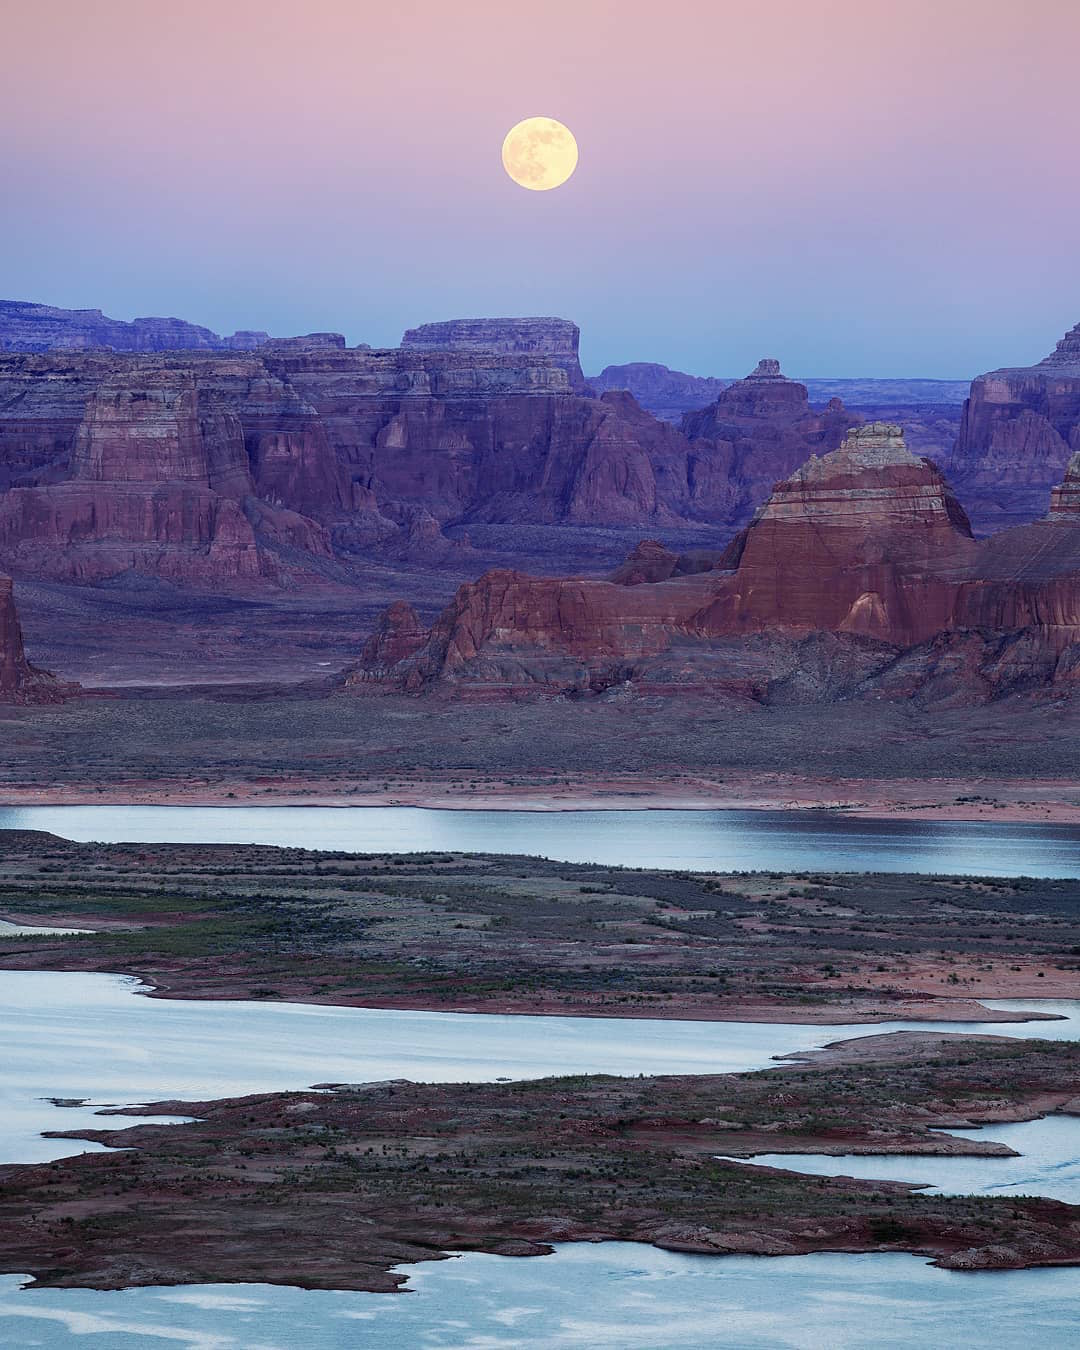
[[4, 1, 1079, 377]]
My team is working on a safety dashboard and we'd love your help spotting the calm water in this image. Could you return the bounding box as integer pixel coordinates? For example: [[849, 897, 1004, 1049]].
[[727, 1113, 1080, 1205], [1, 973, 1077, 1166], [3, 801, 1080, 1346], [3, 1247, 1080, 1349], [2, 985, 1079, 1347], [3, 803, 1080, 876]]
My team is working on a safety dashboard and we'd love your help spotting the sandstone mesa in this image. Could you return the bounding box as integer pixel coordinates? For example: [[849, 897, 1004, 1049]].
[[351, 425, 1080, 702]]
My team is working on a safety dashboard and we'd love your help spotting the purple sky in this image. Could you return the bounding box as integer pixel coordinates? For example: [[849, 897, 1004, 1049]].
[[4, 1, 1079, 377]]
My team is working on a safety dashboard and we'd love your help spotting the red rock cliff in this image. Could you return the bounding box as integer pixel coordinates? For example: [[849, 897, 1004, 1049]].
[[353, 425, 1080, 700], [0, 362, 331, 585], [719, 423, 977, 643]]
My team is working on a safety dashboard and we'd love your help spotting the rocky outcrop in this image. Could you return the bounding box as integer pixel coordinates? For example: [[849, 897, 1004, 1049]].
[[0, 310, 897, 574], [949, 321, 1080, 532], [0, 361, 332, 585], [352, 425, 1080, 701], [0, 574, 27, 693], [0, 575, 73, 701], [0, 300, 269, 353], [1050, 452, 1080, 517], [354, 600, 429, 682], [679, 359, 860, 527], [401, 317, 586, 390], [587, 363, 730, 422], [261, 334, 348, 353], [719, 423, 977, 643]]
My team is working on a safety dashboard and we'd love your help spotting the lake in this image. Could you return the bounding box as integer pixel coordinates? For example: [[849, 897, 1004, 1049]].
[[3, 972, 1075, 1166], [2, 981, 1079, 1348], [3, 802, 1080, 1347], [3, 1246, 1080, 1349], [3, 803, 1080, 876], [725, 1112, 1080, 1205]]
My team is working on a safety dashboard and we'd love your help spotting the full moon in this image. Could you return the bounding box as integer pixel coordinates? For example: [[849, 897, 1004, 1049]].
[[501, 117, 579, 191]]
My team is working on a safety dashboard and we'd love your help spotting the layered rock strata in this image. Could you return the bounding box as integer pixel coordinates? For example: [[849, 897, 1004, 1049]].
[[257, 345, 693, 528], [352, 425, 1080, 700], [401, 317, 587, 390], [950, 321, 1080, 531], [0, 362, 332, 584]]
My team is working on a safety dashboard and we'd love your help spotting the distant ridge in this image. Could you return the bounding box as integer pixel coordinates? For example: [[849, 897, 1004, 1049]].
[[0, 299, 270, 354], [588, 361, 969, 422]]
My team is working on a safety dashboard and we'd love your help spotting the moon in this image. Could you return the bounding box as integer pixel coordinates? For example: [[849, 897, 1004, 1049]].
[[501, 117, 579, 192]]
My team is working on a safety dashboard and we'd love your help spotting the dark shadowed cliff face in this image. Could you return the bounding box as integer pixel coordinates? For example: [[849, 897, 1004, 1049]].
[[235, 347, 705, 530], [0, 300, 269, 353], [950, 322, 1080, 533], [352, 425, 1080, 702], [678, 360, 860, 527]]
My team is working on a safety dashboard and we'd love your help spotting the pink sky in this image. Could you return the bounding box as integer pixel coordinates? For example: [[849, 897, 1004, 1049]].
[[4, 1, 1079, 376]]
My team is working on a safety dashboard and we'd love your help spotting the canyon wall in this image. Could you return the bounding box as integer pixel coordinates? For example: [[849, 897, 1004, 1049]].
[[352, 425, 1080, 701], [0, 357, 332, 584], [4, 306, 1076, 591], [401, 317, 587, 390], [0, 331, 713, 581], [950, 321, 1080, 532]]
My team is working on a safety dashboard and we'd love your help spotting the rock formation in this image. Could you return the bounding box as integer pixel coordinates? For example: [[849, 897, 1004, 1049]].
[[678, 359, 860, 527], [587, 363, 730, 422], [355, 600, 429, 681], [257, 344, 693, 528], [719, 423, 977, 642], [401, 317, 586, 390], [0, 574, 73, 701], [1050, 452, 1080, 517], [0, 574, 27, 693], [0, 300, 269, 353], [587, 362, 967, 425], [949, 321, 1080, 532], [3, 334, 861, 553], [352, 424, 1080, 701], [0, 360, 332, 584], [5, 304, 1060, 591]]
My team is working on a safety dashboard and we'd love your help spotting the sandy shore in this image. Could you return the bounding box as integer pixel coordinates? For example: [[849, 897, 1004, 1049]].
[[3, 771, 1080, 822]]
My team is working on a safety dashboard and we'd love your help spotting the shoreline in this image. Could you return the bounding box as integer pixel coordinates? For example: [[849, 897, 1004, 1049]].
[[3, 772, 1080, 823], [2, 960, 1067, 1027]]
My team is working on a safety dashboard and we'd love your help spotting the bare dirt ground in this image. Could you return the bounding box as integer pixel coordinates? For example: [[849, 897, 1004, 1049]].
[[3, 690, 1080, 822]]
